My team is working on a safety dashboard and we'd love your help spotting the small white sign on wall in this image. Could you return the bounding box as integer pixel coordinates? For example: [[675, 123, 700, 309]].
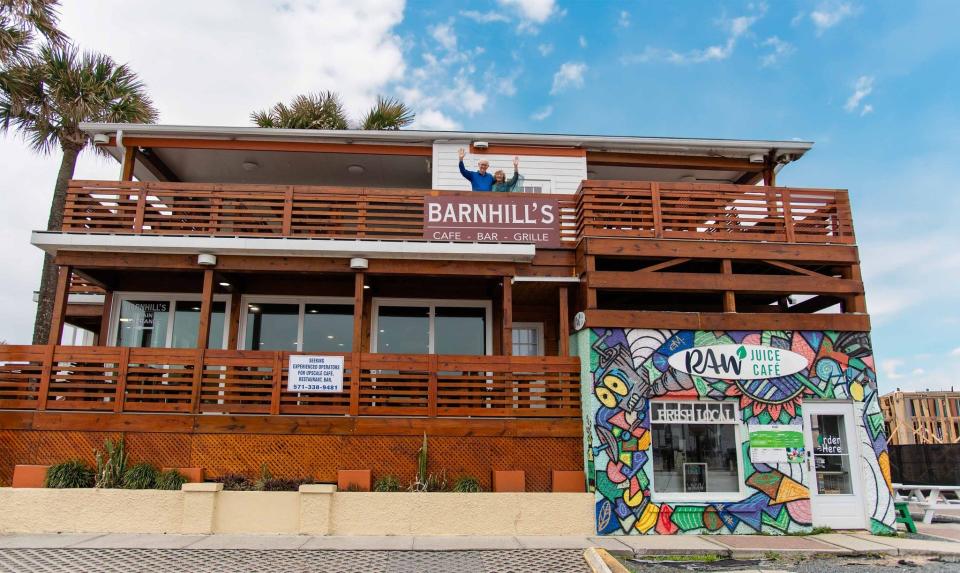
[[287, 355, 344, 393]]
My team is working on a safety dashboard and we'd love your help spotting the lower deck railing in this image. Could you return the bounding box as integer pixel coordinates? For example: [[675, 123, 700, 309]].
[[0, 346, 581, 418]]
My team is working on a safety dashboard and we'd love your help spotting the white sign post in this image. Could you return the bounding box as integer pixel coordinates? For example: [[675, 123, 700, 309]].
[[287, 355, 344, 393]]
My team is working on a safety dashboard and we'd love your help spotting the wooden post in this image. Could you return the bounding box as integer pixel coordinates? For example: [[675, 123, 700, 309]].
[[196, 269, 214, 349], [98, 290, 113, 345], [133, 189, 147, 233], [227, 292, 242, 349], [781, 188, 796, 243], [350, 272, 364, 416], [282, 186, 294, 236], [840, 265, 867, 313], [558, 286, 570, 357], [651, 182, 664, 238], [48, 266, 72, 345], [721, 259, 736, 313], [113, 346, 130, 413], [502, 276, 513, 356], [36, 344, 56, 411], [428, 354, 438, 417], [270, 352, 283, 415], [190, 349, 204, 415], [120, 146, 136, 182]]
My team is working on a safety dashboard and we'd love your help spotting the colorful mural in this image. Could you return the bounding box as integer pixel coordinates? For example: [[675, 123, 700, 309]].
[[585, 329, 896, 536]]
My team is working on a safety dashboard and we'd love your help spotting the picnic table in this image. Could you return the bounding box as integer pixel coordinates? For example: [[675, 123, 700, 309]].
[[893, 483, 960, 524]]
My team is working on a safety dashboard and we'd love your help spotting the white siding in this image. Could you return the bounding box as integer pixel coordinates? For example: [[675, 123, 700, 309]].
[[432, 142, 587, 194]]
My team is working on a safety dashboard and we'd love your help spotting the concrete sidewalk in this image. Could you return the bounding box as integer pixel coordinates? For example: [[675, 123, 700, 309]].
[[1, 529, 959, 557]]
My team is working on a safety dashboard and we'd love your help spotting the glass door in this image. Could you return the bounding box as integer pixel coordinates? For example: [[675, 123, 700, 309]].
[[802, 402, 866, 529]]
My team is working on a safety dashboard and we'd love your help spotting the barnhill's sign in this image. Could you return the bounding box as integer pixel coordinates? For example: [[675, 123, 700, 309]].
[[423, 193, 562, 248], [667, 344, 808, 380]]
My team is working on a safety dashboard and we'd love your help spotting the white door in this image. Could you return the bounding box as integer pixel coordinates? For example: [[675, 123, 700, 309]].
[[803, 402, 866, 529]]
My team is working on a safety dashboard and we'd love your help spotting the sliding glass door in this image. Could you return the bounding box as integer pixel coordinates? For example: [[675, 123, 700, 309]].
[[241, 297, 353, 351], [372, 300, 490, 355]]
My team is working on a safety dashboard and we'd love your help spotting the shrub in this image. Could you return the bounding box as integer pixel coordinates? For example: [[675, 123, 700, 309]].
[[122, 462, 159, 489], [155, 469, 186, 491], [373, 475, 402, 492], [259, 478, 304, 491], [215, 473, 255, 491], [94, 438, 127, 489], [452, 475, 482, 493], [254, 463, 272, 491], [45, 460, 94, 488]]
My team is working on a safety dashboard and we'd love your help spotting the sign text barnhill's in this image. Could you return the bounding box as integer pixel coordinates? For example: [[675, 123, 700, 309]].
[[423, 194, 562, 248]]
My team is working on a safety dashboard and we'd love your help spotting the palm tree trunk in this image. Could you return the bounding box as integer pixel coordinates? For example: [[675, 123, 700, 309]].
[[32, 142, 82, 344]]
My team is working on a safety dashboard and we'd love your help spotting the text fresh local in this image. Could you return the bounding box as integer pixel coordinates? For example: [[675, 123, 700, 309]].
[[667, 344, 808, 381]]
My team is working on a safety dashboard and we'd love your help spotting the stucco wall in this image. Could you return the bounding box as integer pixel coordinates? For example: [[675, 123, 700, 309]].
[[0, 487, 594, 536]]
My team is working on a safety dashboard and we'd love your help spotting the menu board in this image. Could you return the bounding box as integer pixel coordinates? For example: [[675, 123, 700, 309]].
[[683, 463, 707, 492], [749, 424, 805, 464]]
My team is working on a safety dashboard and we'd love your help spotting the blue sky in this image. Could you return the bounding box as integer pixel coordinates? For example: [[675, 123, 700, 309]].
[[1, 0, 957, 393]]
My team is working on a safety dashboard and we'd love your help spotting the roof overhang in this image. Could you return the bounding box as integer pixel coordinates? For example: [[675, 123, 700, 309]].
[[31, 232, 537, 263]]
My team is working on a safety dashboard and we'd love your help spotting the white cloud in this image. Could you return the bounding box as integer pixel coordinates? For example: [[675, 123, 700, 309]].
[[538, 43, 553, 56], [860, 104, 874, 116], [497, 0, 556, 23], [760, 36, 795, 67], [530, 105, 553, 121], [811, 2, 856, 34], [622, 12, 760, 65], [429, 21, 457, 52], [411, 109, 460, 131], [0, 0, 410, 344], [880, 359, 905, 380], [951, 347, 960, 356], [578, 35, 588, 48], [844, 75, 874, 114], [459, 9, 508, 23], [550, 62, 587, 94], [618, 10, 630, 28]]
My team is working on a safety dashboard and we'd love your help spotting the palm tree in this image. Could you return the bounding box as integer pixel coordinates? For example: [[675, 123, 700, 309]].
[[252, 92, 414, 130], [0, 43, 158, 343], [0, 0, 65, 62]]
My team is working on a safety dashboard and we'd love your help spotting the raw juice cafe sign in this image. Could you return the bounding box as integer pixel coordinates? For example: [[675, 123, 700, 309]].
[[667, 344, 808, 380], [423, 193, 562, 247]]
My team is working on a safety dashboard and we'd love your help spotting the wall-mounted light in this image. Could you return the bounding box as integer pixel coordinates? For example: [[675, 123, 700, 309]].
[[218, 281, 231, 287], [347, 164, 365, 175], [242, 160, 259, 171], [198, 253, 217, 266], [350, 258, 369, 270], [93, 133, 110, 145], [748, 153, 765, 164]]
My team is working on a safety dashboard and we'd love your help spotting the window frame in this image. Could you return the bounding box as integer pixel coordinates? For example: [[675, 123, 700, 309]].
[[238, 295, 355, 352], [370, 298, 493, 355], [512, 322, 545, 357], [109, 292, 232, 349], [648, 399, 747, 503]]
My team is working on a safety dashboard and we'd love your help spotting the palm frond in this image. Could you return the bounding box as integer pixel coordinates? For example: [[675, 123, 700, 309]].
[[361, 95, 415, 130], [0, 1, 66, 62]]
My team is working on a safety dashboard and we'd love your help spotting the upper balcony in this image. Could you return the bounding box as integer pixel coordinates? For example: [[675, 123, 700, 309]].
[[56, 179, 854, 247]]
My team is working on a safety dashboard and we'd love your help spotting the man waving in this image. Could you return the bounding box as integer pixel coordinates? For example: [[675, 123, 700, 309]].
[[458, 148, 495, 191]]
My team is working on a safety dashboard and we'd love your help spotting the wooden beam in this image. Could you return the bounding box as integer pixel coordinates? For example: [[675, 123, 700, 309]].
[[6, 410, 583, 438], [587, 271, 864, 295], [120, 146, 136, 182], [582, 309, 871, 331], [637, 258, 692, 273], [98, 291, 113, 344], [721, 259, 736, 313], [120, 137, 433, 157], [762, 259, 830, 278], [136, 147, 180, 182], [227, 292, 242, 350], [48, 266, 72, 345], [558, 286, 569, 357], [502, 276, 513, 356], [350, 272, 364, 416], [841, 264, 868, 313], [585, 238, 861, 264], [196, 269, 214, 349], [586, 151, 764, 172]]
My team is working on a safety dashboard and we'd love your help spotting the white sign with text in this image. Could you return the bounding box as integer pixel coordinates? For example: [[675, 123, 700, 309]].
[[287, 355, 344, 393], [667, 344, 808, 380]]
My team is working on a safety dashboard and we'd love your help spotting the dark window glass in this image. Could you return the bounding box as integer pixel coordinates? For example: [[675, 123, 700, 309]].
[[377, 306, 429, 354], [652, 422, 739, 494], [117, 300, 170, 348], [435, 306, 485, 355], [171, 301, 226, 349], [302, 304, 354, 352], [244, 303, 299, 351]]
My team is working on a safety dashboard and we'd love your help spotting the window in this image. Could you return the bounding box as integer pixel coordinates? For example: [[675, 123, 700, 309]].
[[112, 294, 229, 349], [372, 299, 491, 355], [240, 297, 353, 351], [650, 401, 743, 499], [810, 414, 853, 494], [512, 323, 544, 356]]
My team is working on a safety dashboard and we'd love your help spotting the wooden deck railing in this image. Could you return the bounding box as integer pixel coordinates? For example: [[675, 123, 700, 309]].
[[577, 181, 855, 244], [0, 346, 581, 419], [60, 179, 855, 245]]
